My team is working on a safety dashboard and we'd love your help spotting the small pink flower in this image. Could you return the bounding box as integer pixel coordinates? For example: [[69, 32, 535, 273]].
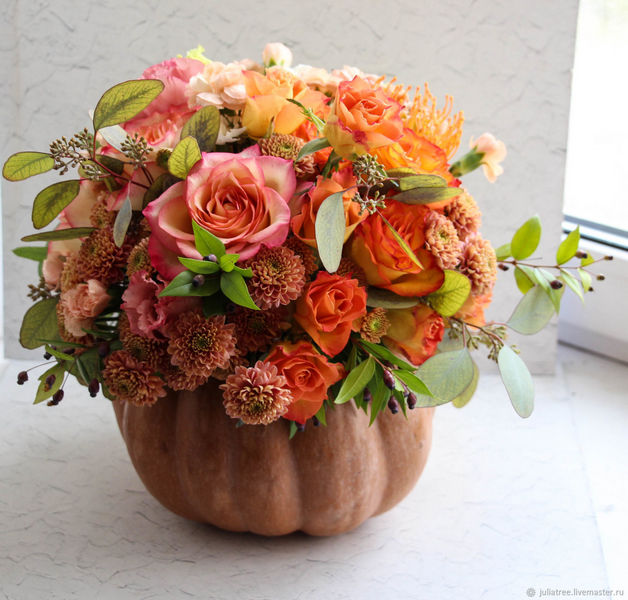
[[470, 133, 507, 183], [262, 43, 293, 68], [60, 279, 110, 338]]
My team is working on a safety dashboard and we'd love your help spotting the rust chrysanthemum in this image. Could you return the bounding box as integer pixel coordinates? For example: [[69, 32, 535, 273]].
[[245, 246, 306, 309], [359, 307, 391, 343], [90, 191, 116, 228], [211, 352, 249, 382], [126, 237, 154, 277], [118, 312, 168, 371], [424, 210, 462, 270], [163, 365, 208, 392], [229, 306, 288, 352], [77, 227, 126, 284], [258, 134, 316, 179], [167, 311, 236, 378], [220, 361, 293, 425], [283, 236, 318, 279], [443, 191, 482, 241], [59, 252, 82, 293], [460, 234, 497, 296], [336, 257, 367, 287], [103, 349, 166, 406]]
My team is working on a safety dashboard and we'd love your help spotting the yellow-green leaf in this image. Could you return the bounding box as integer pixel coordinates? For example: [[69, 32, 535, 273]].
[[428, 270, 471, 317], [514, 265, 535, 294], [366, 287, 419, 309], [377, 210, 424, 269], [398, 174, 447, 191], [20, 297, 59, 349], [394, 186, 462, 205], [181, 106, 220, 152], [220, 270, 259, 310], [168, 136, 202, 179], [32, 180, 80, 229], [556, 226, 580, 265], [21, 227, 95, 242], [3, 152, 54, 181], [34, 363, 65, 404], [511, 215, 542, 260]]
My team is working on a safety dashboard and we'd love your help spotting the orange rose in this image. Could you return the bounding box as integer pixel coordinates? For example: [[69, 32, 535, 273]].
[[455, 291, 492, 327], [349, 200, 444, 297], [323, 76, 403, 158], [266, 341, 344, 423], [383, 304, 444, 366], [294, 272, 367, 357], [290, 167, 366, 247]]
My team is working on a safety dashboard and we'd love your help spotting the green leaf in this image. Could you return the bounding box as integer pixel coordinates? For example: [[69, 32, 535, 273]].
[[93, 79, 164, 131], [21, 227, 95, 242], [579, 268, 593, 293], [289, 421, 298, 439], [3, 152, 54, 181], [233, 265, 253, 278], [415, 348, 474, 405], [511, 215, 542, 261], [398, 174, 447, 190], [360, 339, 416, 371], [296, 137, 330, 161], [366, 287, 419, 309], [178, 257, 221, 275], [159, 270, 220, 297], [315, 190, 345, 273], [514, 265, 535, 294], [192, 221, 226, 258], [537, 268, 563, 313], [507, 285, 555, 335], [385, 167, 417, 179], [377, 210, 424, 269], [13, 246, 47, 262], [181, 105, 220, 152], [34, 363, 66, 404], [393, 369, 432, 397], [314, 403, 327, 426], [580, 253, 595, 267], [219, 254, 239, 273], [73, 348, 103, 386], [495, 242, 512, 261], [498, 345, 534, 418], [31, 180, 80, 229], [560, 270, 584, 302], [168, 136, 202, 179], [142, 172, 181, 208], [452, 360, 479, 408], [556, 226, 580, 265], [112, 193, 132, 247], [45, 344, 76, 361], [97, 154, 126, 175], [393, 186, 462, 205], [20, 297, 59, 349], [427, 270, 471, 317], [220, 270, 259, 310], [202, 293, 226, 317], [335, 357, 376, 404], [368, 364, 389, 425]]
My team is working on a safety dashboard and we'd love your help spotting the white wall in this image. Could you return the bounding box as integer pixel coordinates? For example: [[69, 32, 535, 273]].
[[0, 0, 578, 372]]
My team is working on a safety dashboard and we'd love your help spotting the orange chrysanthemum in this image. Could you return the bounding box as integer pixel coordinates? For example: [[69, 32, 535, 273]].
[[167, 312, 236, 378], [126, 237, 154, 277], [90, 192, 116, 229], [359, 307, 391, 343], [443, 191, 482, 241], [283, 236, 318, 279], [245, 246, 306, 309], [118, 312, 167, 371], [103, 350, 166, 406], [77, 227, 126, 284], [163, 365, 208, 392], [258, 134, 317, 179], [460, 234, 497, 297], [229, 306, 288, 353], [424, 211, 462, 270], [59, 252, 82, 293], [220, 361, 293, 425]]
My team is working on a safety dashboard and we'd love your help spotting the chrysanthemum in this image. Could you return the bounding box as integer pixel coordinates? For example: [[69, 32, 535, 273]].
[[258, 134, 316, 179], [245, 246, 306, 309], [163, 365, 208, 392], [359, 308, 391, 343], [220, 361, 293, 425], [443, 191, 482, 241], [211, 352, 249, 382], [126, 238, 154, 277], [283, 237, 318, 279], [336, 257, 367, 287], [77, 227, 126, 284], [118, 312, 167, 371], [229, 306, 287, 352], [102, 350, 166, 406], [167, 311, 236, 378], [59, 252, 82, 293], [460, 234, 497, 296], [90, 191, 116, 228], [424, 211, 462, 270]]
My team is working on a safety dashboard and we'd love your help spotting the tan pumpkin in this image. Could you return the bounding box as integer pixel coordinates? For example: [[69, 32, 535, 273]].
[[114, 379, 435, 536]]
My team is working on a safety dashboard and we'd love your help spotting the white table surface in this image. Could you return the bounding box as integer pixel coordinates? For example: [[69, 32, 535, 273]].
[[1, 345, 626, 600]]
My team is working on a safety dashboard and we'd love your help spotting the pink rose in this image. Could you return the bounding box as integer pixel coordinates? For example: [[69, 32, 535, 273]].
[[60, 279, 110, 337], [121, 270, 198, 339]]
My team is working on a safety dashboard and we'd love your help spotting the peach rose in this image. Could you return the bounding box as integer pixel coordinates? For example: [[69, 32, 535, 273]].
[[383, 304, 444, 366], [290, 167, 366, 247], [323, 76, 403, 158], [294, 272, 367, 357], [60, 279, 111, 338], [266, 340, 344, 424], [349, 200, 444, 297]]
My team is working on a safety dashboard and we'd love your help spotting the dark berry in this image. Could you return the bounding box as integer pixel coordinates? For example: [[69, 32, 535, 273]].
[[17, 371, 28, 385], [363, 388, 372, 403], [88, 378, 100, 398], [387, 397, 399, 414], [43, 351, 52, 360], [498, 264, 510, 271], [550, 280, 563, 290], [45, 374, 56, 388], [296, 422, 305, 432], [382, 369, 395, 390], [97, 342, 110, 358], [203, 254, 218, 262], [407, 392, 417, 410], [192, 274, 205, 288]]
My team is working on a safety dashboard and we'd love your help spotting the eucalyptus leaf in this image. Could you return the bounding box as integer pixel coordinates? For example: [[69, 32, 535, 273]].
[[498, 345, 534, 418], [3, 152, 54, 181], [428, 270, 471, 317], [386, 167, 417, 179], [452, 360, 479, 408], [366, 287, 419, 309], [507, 285, 555, 335], [415, 348, 474, 405], [335, 357, 376, 404], [510, 215, 542, 261], [13, 246, 47, 262], [181, 106, 220, 152], [20, 297, 59, 349], [34, 363, 66, 404], [220, 270, 259, 310], [93, 79, 164, 131], [296, 137, 330, 161], [32, 180, 80, 229], [168, 136, 202, 179], [560, 270, 584, 302], [514, 265, 535, 295], [178, 257, 221, 275], [192, 221, 226, 258], [315, 190, 345, 273], [556, 226, 580, 265], [393, 186, 462, 205], [112, 194, 132, 247], [98, 124, 128, 151], [495, 242, 512, 261], [21, 227, 95, 242]]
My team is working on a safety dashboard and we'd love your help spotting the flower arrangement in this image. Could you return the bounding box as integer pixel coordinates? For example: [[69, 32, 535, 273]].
[[4, 43, 610, 433]]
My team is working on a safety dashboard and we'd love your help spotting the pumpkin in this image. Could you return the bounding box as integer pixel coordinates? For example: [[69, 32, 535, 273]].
[[114, 379, 435, 536]]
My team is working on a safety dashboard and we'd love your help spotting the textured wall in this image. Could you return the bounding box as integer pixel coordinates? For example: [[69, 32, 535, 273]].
[[0, 0, 578, 371]]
